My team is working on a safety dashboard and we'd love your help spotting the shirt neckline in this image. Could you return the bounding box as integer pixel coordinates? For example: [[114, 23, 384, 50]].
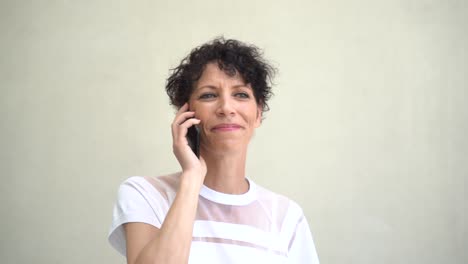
[[199, 178, 257, 206]]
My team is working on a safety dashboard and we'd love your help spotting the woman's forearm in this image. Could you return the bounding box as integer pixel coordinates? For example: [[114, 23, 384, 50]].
[[134, 171, 203, 264]]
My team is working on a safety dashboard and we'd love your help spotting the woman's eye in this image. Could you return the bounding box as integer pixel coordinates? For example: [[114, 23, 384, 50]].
[[235, 92, 250, 98], [199, 93, 216, 99]]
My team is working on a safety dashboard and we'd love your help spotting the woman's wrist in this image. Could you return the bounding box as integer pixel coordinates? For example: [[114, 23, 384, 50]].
[[179, 170, 205, 191]]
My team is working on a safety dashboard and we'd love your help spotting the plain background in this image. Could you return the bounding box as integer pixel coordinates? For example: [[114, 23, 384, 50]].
[[1, 0, 467, 263]]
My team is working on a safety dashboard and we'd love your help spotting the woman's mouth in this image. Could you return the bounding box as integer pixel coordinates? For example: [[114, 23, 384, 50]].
[[212, 123, 242, 132]]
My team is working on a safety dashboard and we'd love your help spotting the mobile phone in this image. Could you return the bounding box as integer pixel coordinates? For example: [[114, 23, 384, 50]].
[[187, 125, 200, 158]]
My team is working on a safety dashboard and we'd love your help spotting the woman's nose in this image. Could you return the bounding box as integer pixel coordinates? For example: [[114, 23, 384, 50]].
[[216, 96, 235, 117]]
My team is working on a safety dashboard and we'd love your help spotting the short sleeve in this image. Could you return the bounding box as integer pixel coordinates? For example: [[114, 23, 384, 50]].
[[107, 176, 169, 256], [288, 216, 320, 264]]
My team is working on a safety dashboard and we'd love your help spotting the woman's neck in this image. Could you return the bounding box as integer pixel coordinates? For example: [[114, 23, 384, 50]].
[[201, 148, 249, 194]]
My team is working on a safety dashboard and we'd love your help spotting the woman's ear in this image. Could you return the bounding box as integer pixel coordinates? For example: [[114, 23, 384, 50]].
[[255, 106, 262, 127]]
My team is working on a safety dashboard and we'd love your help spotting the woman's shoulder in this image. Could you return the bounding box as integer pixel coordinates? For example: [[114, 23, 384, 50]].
[[118, 172, 182, 201], [121, 172, 181, 186], [144, 172, 182, 189]]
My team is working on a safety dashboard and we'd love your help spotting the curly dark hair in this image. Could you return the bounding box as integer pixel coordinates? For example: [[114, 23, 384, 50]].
[[165, 37, 276, 114]]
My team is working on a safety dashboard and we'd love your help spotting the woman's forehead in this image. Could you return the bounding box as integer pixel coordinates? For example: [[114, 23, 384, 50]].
[[197, 63, 246, 85]]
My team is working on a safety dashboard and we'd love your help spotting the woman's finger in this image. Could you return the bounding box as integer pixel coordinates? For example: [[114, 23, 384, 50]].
[[175, 118, 201, 138], [172, 111, 195, 126], [172, 117, 200, 140], [176, 102, 189, 114], [171, 112, 196, 139], [174, 103, 190, 119]]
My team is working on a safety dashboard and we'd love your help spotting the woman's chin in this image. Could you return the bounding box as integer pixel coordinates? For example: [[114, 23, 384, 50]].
[[202, 141, 248, 155]]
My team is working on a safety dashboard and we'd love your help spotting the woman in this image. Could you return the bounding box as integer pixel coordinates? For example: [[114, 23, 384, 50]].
[[108, 38, 320, 263]]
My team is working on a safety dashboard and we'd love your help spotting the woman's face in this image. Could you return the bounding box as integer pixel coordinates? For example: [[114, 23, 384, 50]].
[[188, 62, 262, 154]]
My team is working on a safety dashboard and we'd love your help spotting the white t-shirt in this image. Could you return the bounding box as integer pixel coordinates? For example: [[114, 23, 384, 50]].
[[108, 173, 320, 263]]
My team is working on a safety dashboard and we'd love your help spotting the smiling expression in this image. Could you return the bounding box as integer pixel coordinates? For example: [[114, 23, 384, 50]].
[[188, 62, 262, 154]]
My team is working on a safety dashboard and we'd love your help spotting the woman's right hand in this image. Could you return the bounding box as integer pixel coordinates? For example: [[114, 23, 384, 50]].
[[126, 103, 207, 264], [171, 103, 207, 180]]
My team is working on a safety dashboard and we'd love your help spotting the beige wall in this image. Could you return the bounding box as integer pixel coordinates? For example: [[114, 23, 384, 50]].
[[1, 0, 466, 263]]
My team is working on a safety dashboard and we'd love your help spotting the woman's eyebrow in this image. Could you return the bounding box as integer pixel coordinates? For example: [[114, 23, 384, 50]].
[[196, 84, 249, 90], [195, 85, 217, 90], [233, 84, 254, 91], [232, 84, 249, 88]]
